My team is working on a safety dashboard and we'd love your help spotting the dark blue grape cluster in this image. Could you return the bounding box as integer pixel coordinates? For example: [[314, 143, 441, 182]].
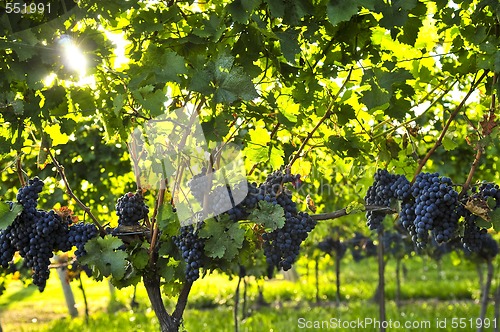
[[116, 192, 149, 226], [477, 234, 499, 260], [263, 212, 316, 276], [173, 219, 205, 283], [473, 183, 500, 208], [404, 173, 459, 248], [349, 232, 377, 262], [365, 169, 410, 231], [205, 185, 234, 216], [259, 169, 316, 277], [462, 217, 489, 253], [318, 237, 347, 258], [459, 183, 500, 258], [381, 231, 412, 258], [68, 223, 98, 258], [0, 228, 16, 268], [187, 167, 214, 204], [0, 178, 102, 291], [227, 181, 259, 221], [0, 178, 72, 291], [16, 177, 44, 214], [183, 168, 313, 279], [399, 201, 417, 244]]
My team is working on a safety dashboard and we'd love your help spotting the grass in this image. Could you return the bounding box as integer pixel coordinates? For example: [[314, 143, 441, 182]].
[[0, 254, 495, 331]]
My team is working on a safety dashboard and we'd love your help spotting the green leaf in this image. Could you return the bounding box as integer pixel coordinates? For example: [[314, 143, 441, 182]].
[[158, 203, 179, 237], [130, 247, 149, 270], [80, 235, 128, 280], [244, 144, 268, 164], [442, 135, 458, 151], [228, 0, 261, 23], [11, 30, 39, 61], [276, 29, 300, 63], [248, 121, 270, 146], [0, 202, 23, 230], [327, 0, 360, 26], [269, 146, 284, 169], [215, 66, 259, 104], [155, 51, 187, 83], [360, 82, 390, 110], [490, 209, 500, 232], [345, 201, 364, 214], [199, 217, 245, 261], [248, 200, 285, 230], [266, 0, 285, 18], [70, 88, 96, 115]]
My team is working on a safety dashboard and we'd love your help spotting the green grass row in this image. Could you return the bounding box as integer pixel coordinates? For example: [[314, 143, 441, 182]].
[[0, 254, 495, 331]]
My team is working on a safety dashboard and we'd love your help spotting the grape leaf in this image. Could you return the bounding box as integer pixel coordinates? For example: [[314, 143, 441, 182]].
[[0, 202, 23, 230], [199, 218, 245, 261], [80, 235, 128, 280], [465, 197, 491, 222], [345, 201, 364, 214], [489, 209, 500, 232], [327, 0, 360, 26], [157, 203, 179, 237], [248, 201, 285, 230], [130, 246, 149, 270]]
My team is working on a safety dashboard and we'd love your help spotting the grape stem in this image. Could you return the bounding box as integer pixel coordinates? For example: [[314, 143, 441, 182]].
[[287, 67, 353, 168], [47, 149, 106, 236], [412, 70, 490, 182], [311, 205, 396, 221]]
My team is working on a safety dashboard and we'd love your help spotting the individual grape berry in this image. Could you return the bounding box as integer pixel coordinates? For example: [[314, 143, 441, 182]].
[[116, 192, 149, 226]]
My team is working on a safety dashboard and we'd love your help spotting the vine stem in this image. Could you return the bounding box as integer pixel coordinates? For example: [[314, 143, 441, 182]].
[[287, 68, 353, 168], [172, 281, 193, 323], [15, 153, 25, 187], [310, 205, 396, 221], [47, 150, 106, 236], [412, 70, 490, 182], [148, 187, 165, 257]]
